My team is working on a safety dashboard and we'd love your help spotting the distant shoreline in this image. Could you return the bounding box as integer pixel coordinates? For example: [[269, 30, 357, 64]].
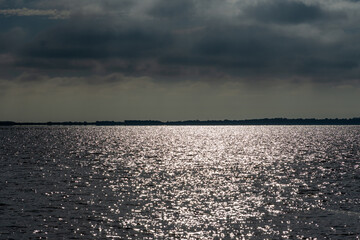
[[1, 118, 360, 126]]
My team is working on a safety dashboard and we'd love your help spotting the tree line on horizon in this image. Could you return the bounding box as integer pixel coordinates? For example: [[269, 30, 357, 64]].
[[1, 118, 360, 126]]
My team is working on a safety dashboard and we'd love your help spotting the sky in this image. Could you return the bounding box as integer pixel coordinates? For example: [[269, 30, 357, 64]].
[[0, 0, 360, 122]]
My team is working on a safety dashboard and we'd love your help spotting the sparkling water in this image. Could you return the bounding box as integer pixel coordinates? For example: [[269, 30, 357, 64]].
[[1, 126, 360, 239]]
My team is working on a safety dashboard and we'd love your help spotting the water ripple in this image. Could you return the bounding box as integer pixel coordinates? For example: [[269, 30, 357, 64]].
[[1, 126, 360, 239]]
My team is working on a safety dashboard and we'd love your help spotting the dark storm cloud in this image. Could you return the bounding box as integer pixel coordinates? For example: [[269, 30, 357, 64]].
[[160, 23, 360, 81], [22, 22, 172, 60], [1, 0, 360, 84], [0, 0, 130, 9], [245, 1, 325, 24], [148, 0, 195, 19], [0, 29, 19, 52], [9, 17, 173, 75]]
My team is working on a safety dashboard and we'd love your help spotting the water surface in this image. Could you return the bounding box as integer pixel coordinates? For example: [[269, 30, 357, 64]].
[[1, 126, 360, 239]]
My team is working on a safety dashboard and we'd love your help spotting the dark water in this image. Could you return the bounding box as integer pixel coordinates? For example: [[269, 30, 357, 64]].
[[0, 126, 360, 239]]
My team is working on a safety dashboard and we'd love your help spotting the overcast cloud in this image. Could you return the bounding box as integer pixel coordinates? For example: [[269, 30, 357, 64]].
[[1, 0, 360, 121]]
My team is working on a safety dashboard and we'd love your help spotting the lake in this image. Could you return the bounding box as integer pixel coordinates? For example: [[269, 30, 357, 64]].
[[1, 126, 359, 239]]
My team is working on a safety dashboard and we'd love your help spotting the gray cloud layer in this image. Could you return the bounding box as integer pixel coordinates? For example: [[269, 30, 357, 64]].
[[0, 8, 70, 19], [1, 0, 360, 84]]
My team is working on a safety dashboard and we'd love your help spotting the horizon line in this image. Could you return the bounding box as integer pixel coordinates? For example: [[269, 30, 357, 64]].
[[1, 117, 360, 126]]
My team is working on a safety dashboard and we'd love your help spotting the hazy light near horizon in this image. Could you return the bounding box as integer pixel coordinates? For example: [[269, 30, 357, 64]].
[[1, 75, 359, 122]]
